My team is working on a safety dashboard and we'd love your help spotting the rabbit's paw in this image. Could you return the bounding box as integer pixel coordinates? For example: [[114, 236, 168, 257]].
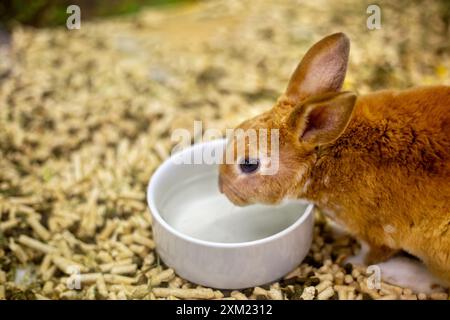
[[375, 256, 446, 294]]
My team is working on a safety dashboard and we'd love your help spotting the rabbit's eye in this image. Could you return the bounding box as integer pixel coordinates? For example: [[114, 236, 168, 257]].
[[239, 158, 260, 174]]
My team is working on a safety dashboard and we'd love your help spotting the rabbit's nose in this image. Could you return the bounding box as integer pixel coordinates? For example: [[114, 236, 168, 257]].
[[218, 175, 224, 193]]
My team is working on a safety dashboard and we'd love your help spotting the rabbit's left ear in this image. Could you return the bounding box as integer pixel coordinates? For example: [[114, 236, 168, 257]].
[[286, 92, 356, 145], [285, 33, 350, 104]]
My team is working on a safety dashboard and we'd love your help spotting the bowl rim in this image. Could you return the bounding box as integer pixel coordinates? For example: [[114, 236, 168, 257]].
[[146, 138, 314, 248]]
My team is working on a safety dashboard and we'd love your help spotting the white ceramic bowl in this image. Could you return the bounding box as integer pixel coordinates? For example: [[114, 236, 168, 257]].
[[147, 139, 314, 289]]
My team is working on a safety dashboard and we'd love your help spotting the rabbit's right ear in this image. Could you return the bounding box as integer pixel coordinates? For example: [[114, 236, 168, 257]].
[[286, 91, 356, 146], [285, 33, 350, 104]]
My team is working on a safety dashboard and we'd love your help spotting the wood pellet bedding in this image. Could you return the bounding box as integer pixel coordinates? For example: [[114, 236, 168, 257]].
[[0, 0, 449, 300]]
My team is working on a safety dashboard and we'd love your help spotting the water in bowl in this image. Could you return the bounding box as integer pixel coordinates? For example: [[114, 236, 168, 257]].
[[160, 172, 307, 243]]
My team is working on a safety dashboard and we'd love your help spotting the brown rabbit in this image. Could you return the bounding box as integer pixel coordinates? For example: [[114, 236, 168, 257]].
[[218, 32, 450, 286]]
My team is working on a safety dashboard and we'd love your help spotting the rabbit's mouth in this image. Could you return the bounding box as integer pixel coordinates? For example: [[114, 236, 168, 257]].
[[219, 176, 251, 206], [222, 185, 250, 206]]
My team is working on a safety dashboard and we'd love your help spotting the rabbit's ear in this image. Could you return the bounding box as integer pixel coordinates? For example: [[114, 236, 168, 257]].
[[287, 92, 356, 145], [285, 33, 350, 104]]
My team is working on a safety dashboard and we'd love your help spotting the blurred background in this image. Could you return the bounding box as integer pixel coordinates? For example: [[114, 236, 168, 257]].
[[0, 0, 197, 29], [0, 0, 449, 299]]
